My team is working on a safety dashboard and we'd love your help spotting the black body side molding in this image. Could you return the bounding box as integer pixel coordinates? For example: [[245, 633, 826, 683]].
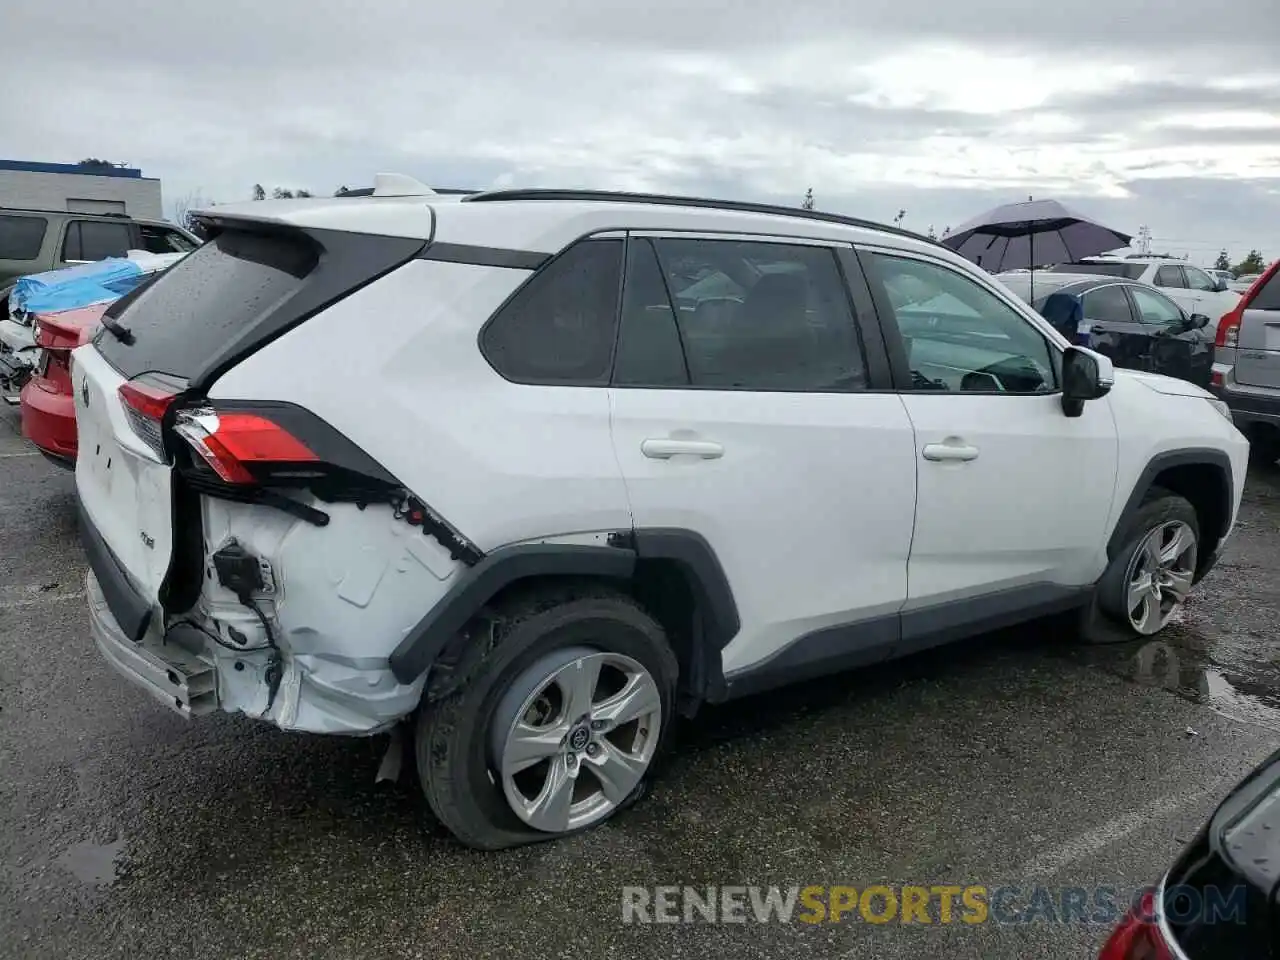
[[720, 582, 1091, 701], [1105, 448, 1234, 573], [78, 497, 153, 643], [388, 543, 637, 684]]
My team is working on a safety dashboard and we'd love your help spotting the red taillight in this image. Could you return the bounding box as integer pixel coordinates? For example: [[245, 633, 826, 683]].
[[117, 374, 183, 458], [34, 317, 92, 351], [119, 378, 179, 420], [174, 408, 319, 485], [1216, 307, 1243, 348], [1098, 891, 1175, 960]]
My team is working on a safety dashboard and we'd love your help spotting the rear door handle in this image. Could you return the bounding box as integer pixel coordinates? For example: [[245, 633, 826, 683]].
[[922, 442, 980, 462], [641, 438, 724, 460]]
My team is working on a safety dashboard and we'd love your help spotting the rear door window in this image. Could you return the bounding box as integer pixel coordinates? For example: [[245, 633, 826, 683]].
[[63, 220, 133, 261], [1155, 265, 1187, 288], [94, 228, 318, 380], [0, 214, 47, 260], [614, 236, 866, 392], [1082, 285, 1134, 324]]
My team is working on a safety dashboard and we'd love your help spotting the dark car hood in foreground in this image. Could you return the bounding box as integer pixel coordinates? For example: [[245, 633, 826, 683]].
[[1164, 747, 1280, 957]]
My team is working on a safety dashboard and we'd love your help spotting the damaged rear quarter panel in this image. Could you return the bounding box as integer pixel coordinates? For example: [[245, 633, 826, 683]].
[[195, 495, 461, 734]]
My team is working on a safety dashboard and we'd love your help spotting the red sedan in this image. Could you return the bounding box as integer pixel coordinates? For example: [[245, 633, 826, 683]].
[[20, 303, 108, 466]]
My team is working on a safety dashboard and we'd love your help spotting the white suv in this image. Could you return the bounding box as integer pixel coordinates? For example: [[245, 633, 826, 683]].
[[1049, 257, 1241, 323], [73, 178, 1249, 849]]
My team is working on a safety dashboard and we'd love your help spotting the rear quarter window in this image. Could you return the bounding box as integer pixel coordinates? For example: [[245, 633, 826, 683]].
[[0, 214, 48, 260], [480, 238, 623, 385], [1249, 269, 1280, 310], [94, 228, 318, 380]]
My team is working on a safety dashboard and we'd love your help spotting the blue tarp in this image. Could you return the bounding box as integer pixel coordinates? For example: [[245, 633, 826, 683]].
[[9, 253, 184, 316]]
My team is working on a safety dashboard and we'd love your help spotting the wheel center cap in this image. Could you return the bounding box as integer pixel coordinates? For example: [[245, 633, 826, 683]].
[[568, 725, 591, 752]]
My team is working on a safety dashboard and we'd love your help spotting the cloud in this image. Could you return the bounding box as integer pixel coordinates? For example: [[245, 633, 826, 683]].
[[1, 0, 1277, 260]]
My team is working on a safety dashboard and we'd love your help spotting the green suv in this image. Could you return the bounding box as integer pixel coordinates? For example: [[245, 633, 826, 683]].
[[0, 208, 200, 308]]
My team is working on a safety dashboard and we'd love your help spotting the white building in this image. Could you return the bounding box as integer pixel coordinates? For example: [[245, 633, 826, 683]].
[[0, 159, 163, 218]]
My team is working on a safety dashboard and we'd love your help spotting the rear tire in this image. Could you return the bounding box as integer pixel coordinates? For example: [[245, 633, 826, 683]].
[[1248, 427, 1280, 466], [1089, 489, 1200, 643], [414, 585, 678, 850]]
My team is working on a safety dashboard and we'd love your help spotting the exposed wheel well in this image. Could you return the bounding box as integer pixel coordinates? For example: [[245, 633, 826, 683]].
[[424, 563, 714, 718], [1147, 463, 1231, 575]]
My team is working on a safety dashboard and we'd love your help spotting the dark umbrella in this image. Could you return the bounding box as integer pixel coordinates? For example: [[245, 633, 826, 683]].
[[942, 198, 1132, 300]]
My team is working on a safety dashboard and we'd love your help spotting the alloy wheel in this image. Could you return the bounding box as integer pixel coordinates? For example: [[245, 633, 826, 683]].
[[491, 648, 663, 834], [1124, 520, 1197, 635]]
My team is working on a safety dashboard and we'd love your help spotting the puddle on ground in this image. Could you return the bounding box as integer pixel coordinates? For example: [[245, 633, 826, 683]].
[[1070, 613, 1280, 729], [55, 834, 125, 889]]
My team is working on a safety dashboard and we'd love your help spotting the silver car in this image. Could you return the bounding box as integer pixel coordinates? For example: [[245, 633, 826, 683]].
[[1214, 262, 1280, 462]]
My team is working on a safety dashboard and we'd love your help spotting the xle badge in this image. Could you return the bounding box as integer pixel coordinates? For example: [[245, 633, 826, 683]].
[[140, 532, 155, 549]]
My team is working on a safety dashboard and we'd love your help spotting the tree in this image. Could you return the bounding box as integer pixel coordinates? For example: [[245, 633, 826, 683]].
[[1214, 249, 1231, 272], [892, 209, 906, 227], [926, 225, 937, 240], [801, 188, 814, 211], [295, 189, 313, 199], [77, 158, 121, 171], [271, 187, 295, 200], [172, 189, 210, 234], [252, 184, 266, 201], [1234, 249, 1266, 276]]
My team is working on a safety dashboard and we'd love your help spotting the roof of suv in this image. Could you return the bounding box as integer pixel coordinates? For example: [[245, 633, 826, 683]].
[[196, 187, 945, 259], [1080, 256, 1187, 267], [0, 206, 177, 228]]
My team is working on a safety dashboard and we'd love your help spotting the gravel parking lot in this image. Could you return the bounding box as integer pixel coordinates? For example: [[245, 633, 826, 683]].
[[2, 403, 1278, 960]]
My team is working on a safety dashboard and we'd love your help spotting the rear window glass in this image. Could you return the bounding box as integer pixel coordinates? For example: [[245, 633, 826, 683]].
[[1046, 262, 1146, 280], [95, 229, 318, 380], [1249, 269, 1280, 310], [0, 215, 47, 260]]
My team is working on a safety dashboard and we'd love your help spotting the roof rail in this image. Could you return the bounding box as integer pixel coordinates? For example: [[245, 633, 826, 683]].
[[336, 185, 476, 198], [462, 188, 940, 245]]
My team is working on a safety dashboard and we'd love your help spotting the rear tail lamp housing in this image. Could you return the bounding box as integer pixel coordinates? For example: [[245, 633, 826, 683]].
[[174, 407, 321, 485], [117, 373, 186, 459]]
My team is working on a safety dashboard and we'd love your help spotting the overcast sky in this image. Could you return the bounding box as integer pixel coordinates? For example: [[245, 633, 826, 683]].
[[3, 0, 1278, 265]]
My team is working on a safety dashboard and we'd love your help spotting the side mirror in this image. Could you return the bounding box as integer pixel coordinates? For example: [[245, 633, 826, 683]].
[[1062, 346, 1113, 418], [1190, 313, 1211, 330]]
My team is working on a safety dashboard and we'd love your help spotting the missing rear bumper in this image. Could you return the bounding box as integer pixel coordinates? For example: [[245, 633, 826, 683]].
[[87, 572, 217, 718]]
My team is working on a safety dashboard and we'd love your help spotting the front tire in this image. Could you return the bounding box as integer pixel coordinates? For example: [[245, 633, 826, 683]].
[[415, 586, 678, 850], [1094, 489, 1199, 640]]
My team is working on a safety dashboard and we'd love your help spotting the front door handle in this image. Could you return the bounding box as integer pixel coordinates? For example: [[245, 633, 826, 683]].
[[641, 438, 724, 460], [922, 441, 980, 462]]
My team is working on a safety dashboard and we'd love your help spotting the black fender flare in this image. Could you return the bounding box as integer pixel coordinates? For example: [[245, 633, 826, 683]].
[[1106, 448, 1234, 569], [388, 543, 635, 684], [387, 530, 741, 693]]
